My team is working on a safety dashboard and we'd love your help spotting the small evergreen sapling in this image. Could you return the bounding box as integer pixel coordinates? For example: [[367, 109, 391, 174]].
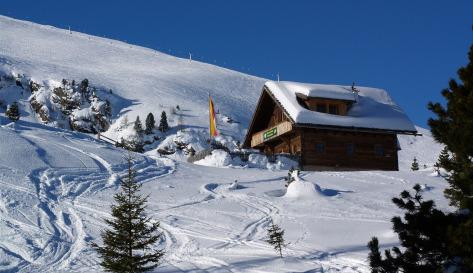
[[120, 115, 129, 129], [93, 155, 165, 272], [145, 113, 155, 135], [266, 222, 286, 257], [411, 157, 419, 171], [6, 102, 20, 121], [158, 111, 169, 132], [130, 117, 144, 152], [437, 147, 450, 170]]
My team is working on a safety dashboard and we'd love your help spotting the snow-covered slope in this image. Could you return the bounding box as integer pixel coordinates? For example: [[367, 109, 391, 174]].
[[0, 15, 449, 273], [0, 15, 265, 136]]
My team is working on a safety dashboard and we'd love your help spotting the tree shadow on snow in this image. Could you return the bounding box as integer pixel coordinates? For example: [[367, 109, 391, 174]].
[[315, 184, 354, 197]]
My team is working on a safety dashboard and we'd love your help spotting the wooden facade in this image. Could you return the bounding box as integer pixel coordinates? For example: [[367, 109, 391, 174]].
[[243, 88, 404, 171], [299, 129, 398, 171]]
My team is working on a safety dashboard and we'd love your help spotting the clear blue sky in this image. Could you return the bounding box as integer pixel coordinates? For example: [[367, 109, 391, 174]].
[[1, 1, 472, 127]]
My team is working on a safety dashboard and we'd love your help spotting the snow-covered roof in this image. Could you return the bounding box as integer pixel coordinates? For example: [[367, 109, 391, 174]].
[[265, 81, 417, 133], [292, 83, 357, 102]]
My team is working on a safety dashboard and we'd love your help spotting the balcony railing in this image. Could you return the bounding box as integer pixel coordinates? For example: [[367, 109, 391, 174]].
[[251, 121, 292, 147]]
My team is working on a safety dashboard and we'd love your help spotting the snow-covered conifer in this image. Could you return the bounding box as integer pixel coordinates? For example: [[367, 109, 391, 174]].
[[134, 116, 144, 136], [145, 113, 155, 134], [158, 111, 169, 132], [437, 147, 450, 170], [93, 154, 165, 272], [6, 102, 20, 121]]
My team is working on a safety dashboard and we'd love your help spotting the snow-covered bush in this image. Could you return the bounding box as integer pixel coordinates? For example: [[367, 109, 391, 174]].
[[245, 153, 298, 170], [28, 78, 112, 133], [5, 102, 19, 121], [157, 129, 209, 156]]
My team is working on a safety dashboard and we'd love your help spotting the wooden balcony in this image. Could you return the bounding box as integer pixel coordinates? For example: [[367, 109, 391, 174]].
[[251, 121, 293, 147]]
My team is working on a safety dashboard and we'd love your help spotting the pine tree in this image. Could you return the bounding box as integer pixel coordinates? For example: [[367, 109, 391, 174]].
[[94, 155, 165, 272], [80, 78, 89, 100], [367, 29, 473, 272], [134, 116, 144, 136], [6, 102, 20, 121], [125, 117, 144, 152], [437, 147, 450, 170], [427, 38, 473, 270], [367, 184, 453, 272], [266, 222, 286, 258], [158, 111, 169, 133], [145, 113, 155, 135], [411, 157, 419, 171], [428, 41, 473, 211]]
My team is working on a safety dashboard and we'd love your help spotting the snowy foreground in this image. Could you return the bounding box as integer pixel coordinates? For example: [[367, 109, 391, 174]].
[[0, 120, 449, 273]]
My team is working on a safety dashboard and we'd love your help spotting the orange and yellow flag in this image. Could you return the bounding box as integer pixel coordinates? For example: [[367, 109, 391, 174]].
[[209, 95, 218, 138]]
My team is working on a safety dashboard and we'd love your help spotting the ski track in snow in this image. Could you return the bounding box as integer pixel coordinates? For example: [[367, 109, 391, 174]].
[[0, 130, 446, 273], [0, 131, 174, 273], [151, 163, 371, 272]]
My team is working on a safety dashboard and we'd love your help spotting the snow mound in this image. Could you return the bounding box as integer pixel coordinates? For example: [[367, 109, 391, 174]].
[[194, 149, 232, 167], [285, 179, 323, 199]]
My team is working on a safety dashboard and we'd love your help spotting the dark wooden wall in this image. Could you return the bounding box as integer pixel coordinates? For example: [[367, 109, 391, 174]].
[[268, 106, 288, 128], [300, 129, 399, 171], [263, 133, 300, 154]]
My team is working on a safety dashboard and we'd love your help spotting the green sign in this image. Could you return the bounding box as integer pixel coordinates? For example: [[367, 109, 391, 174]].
[[263, 127, 278, 140]]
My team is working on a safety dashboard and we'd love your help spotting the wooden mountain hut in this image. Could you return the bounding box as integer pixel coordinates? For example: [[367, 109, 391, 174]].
[[243, 81, 418, 171]]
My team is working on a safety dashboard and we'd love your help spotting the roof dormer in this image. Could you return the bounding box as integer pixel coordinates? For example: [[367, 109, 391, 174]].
[[295, 92, 354, 116]]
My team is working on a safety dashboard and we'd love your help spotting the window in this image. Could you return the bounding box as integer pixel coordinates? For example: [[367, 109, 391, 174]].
[[346, 143, 355, 156], [329, 104, 339, 115], [316, 103, 327, 113], [316, 142, 325, 153], [374, 144, 384, 156]]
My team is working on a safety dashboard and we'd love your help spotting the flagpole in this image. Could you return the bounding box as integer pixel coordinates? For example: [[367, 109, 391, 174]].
[[208, 93, 219, 146], [208, 92, 211, 142]]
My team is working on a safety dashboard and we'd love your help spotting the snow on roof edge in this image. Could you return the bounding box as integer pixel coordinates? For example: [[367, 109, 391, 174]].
[[264, 80, 417, 134]]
